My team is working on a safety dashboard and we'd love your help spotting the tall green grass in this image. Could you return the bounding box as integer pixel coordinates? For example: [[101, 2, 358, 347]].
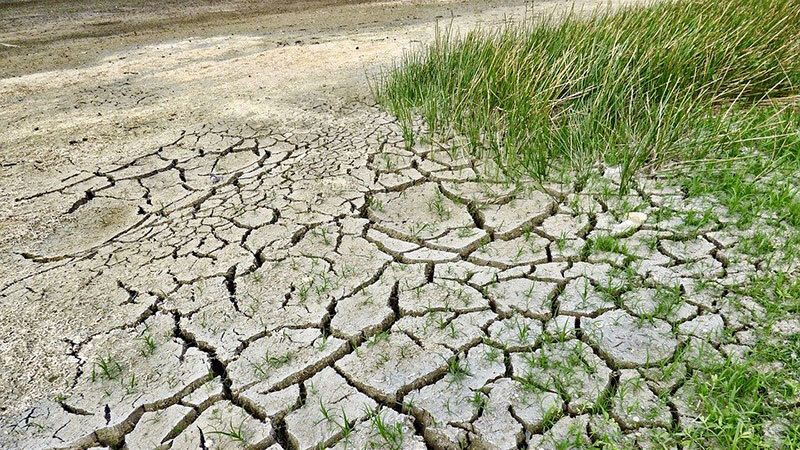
[[375, 0, 800, 190]]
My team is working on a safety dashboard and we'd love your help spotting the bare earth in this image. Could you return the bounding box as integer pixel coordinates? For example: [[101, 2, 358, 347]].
[[1, 0, 796, 449]]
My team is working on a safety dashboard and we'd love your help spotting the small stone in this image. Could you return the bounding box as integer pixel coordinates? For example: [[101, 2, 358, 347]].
[[611, 212, 648, 236]]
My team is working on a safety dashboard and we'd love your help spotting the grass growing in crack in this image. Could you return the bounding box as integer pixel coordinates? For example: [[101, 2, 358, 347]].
[[512, 318, 535, 346], [297, 282, 311, 303], [91, 355, 124, 382], [366, 330, 390, 348], [312, 227, 333, 246], [313, 271, 335, 298], [318, 402, 356, 442], [376, 0, 800, 194], [648, 286, 684, 321], [124, 373, 138, 395], [738, 230, 777, 258], [456, 227, 476, 238], [435, 317, 459, 340], [251, 350, 294, 379], [468, 390, 487, 410], [671, 273, 800, 448], [484, 345, 502, 363], [428, 190, 452, 221], [208, 418, 249, 444], [545, 320, 573, 343], [409, 222, 433, 238], [316, 333, 330, 352], [337, 407, 354, 440], [683, 209, 716, 235], [590, 235, 629, 256], [367, 197, 385, 213], [550, 422, 594, 449], [446, 355, 471, 383], [318, 399, 333, 423], [368, 409, 405, 450], [554, 233, 568, 252], [140, 334, 157, 357]]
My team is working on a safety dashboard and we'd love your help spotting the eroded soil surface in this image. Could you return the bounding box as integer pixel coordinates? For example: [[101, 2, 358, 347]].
[[1, 1, 797, 449]]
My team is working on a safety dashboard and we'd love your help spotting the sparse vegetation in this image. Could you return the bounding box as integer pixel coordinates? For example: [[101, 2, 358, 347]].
[[368, 410, 406, 449], [207, 418, 249, 445], [590, 234, 629, 256], [250, 349, 294, 379], [140, 334, 157, 357], [91, 355, 124, 382], [446, 355, 471, 383]]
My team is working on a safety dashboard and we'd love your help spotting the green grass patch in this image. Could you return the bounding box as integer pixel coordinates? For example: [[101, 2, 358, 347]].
[[679, 357, 800, 449], [678, 273, 800, 448], [590, 234, 629, 255], [375, 0, 800, 196]]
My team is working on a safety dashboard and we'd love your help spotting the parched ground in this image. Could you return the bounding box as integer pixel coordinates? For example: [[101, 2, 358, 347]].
[[1, 1, 798, 449]]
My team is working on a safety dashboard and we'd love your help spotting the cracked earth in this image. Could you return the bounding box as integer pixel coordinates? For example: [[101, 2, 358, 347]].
[[1, 1, 798, 449]]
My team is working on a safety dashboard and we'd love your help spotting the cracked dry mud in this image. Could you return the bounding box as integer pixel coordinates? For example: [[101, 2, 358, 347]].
[[2, 105, 796, 449], [2, 1, 799, 449]]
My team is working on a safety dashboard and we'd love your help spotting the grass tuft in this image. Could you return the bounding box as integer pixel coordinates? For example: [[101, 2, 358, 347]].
[[376, 0, 800, 194]]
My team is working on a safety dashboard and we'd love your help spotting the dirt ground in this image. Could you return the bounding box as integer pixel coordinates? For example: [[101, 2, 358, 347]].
[[12, 1, 786, 449], [2, 0, 534, 285]]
